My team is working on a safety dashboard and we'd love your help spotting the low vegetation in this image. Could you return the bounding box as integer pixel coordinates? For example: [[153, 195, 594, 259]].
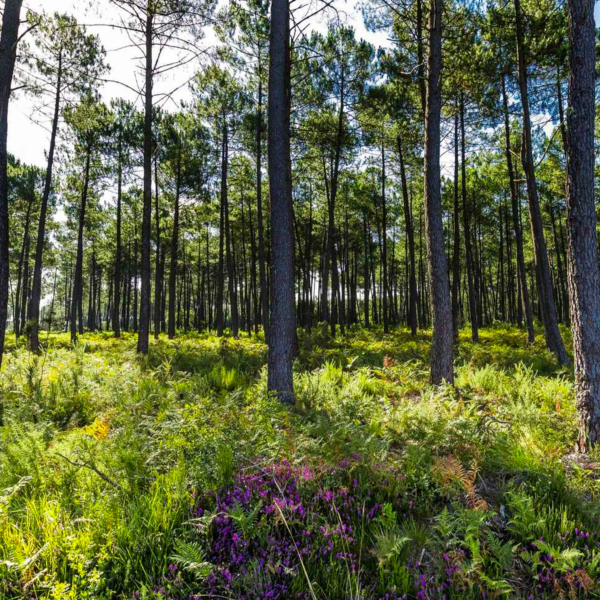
[[1, 326, 599, 599]]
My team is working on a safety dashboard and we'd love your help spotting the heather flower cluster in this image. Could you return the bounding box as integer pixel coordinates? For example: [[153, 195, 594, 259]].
[[130, 460, 600, 600], [197, 459, 385, 599]]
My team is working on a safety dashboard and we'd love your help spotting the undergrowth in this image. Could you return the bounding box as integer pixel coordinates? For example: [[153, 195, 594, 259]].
[[1, 325, 599, 599]]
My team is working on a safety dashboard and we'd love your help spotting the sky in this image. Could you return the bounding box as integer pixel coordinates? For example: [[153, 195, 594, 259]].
[[10, 0, 383, 167], [9, 0, 600, 170]]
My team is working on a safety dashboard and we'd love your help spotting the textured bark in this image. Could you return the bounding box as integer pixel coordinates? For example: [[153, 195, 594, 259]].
[[460, 95, 478, 343], [267, 0, 295, 403], [154, 155, 162, 339], [14, 192, 32, 339], [216, 128, 225, 337], [501, 74, 534, 343], [398, 136, 417, 336], [113, 135, 123, 337], [514, 0, 568, 364], [564, 0, 600, 451], [424, 0, 453, 384], [0, 0, 22, 366], [256, 70, 269, 340], [137, 8, 153, 354], [381, 142, 389, 334], [29, 51, 62, 352], [223, 123, 239, 338], [168, 139, 182, 340], [451, 112, 460, 338], [70, 147, 92, 343]]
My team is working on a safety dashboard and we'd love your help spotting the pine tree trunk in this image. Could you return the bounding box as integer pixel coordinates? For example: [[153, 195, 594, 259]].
[[154, 155, 162, 339], [267, 0, 295, 403], [501, 74, 534, 342], [14, 194, 32, 339], [565, 0, 600, 450], [70, 146, 92, 344], [113, 135, 122, 337], [256, 71, 269, 340], [451, 112, 460, 338], [168, 139, 182, 340], [424, 0, 453, 384], [0, 0, 22, 366], [29, 51, 62, 352], [514, 0, 568, 364], [460, 95, 479, 342], [137, 8, 153, 354]]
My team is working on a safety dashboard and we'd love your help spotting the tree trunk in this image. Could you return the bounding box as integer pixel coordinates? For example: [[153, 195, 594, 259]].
[[71, 145, 92, 344], [0, 0, 22, 366], [267, 0, 295, 403], [501, 74, 534, 343], [154, 154, 162, 339], [14, 193, 32, 339], [223, 122, 239, 339], [460, 94, 478, 342], [29, 50, 62, 352], [565, 0, 600, 450], [514, 0, 568, 365], [423, 0, 453, 384], [137, 8, 153, 354], [113, 134, 122, 337], [256, 69, 269, 340], [451, 111, 460, 338], [168, 138, 182, 339]]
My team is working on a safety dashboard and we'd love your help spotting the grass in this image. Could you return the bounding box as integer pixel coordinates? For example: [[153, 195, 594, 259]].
[[1, 324, 599, 599]]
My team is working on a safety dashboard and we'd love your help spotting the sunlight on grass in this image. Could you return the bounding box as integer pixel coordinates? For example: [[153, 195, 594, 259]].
[[1, 326, 598, 599]]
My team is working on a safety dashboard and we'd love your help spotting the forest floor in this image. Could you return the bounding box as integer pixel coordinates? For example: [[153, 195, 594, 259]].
[[1, 325, 600, 599]]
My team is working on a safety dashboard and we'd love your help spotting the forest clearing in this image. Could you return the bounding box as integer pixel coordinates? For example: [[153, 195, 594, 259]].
[[1, 327, 599, 599], [1, 0, 600, 597]]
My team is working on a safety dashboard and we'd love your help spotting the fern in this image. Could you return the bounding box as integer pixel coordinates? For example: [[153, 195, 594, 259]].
[[170, 540, 212, 580], [373, 529, 411, 566], [229, 501, 261, 540]]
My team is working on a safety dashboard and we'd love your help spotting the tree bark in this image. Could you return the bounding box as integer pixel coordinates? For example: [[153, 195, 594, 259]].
[[256, 68, 269, 340], [113, 133, 123, 337], [514, 0, 568, 364], [71, 145, 92, 344], [565, 0, 600, 451], [168, 137, 182, 339], [0, 0, 22, 366], [29, 50, 62, 352], [137, 7, 153, 354], [424, 0, 453, 384], [501, 74, 534, 343], [451, 111, 460, 338], [460, 95, 478, 342], [267, 0, 295, 403]]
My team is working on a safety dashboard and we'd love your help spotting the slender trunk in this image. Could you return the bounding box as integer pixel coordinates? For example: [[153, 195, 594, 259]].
[[71, 145, 92, 344], [460, 95, 478, 342], [154, 154, 161, 339], [256, 67, 269, 339], [217, 130, 225, 336], [501, 74, 534, 342], [168, 138, 182, 339], [222, 123, 239, 338], [424, 0, 453, 384], [29, 50, 62, 352], [14, 193, 32, 339], [381, 141, 389, 334], [137, 8, 153, 354], [514, 0, 568, 365], [113, 134, 122, 337], [0, 0, 22, 366], [451, 111, 460, 338], [565, 0, 599, 450], [267, 0, 295, 403]]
